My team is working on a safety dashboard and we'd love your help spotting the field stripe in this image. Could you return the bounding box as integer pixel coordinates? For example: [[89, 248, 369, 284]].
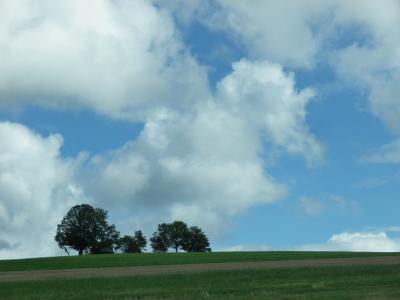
[[1, 255, 400, 282]]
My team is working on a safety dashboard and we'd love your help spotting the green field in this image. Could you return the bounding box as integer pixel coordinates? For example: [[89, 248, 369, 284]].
[[1, 251, 399, 272], [1, 264, 400, 299], [1, 252, 400, 299]]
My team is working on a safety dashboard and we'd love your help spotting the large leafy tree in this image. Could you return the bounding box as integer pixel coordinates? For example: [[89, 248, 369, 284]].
[[150, 221, 210, 253], [55, 204, 119, 255], [182, 226, 211, 252], [166, 221, 190, 253], [150, 221, 189, 253]]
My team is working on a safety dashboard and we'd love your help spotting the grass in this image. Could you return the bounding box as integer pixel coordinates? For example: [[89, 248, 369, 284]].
[[1, 251, 399, 272], [1, 264, 400, 299]]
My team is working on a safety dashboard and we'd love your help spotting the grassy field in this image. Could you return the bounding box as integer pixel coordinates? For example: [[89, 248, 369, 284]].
[[1, 251, 399, 272], [1, 264, 400, 299]]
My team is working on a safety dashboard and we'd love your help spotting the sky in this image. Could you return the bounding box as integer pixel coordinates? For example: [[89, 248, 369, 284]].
[[1, 0, 400, 259]]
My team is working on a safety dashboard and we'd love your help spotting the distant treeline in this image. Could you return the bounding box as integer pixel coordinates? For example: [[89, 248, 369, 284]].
[[55, 204, 211, 255]]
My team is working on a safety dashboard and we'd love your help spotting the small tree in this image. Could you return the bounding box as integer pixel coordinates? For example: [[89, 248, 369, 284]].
[[150, 223, 169, 253], [55, 204, 119, 255], [117, 230, 147, 253], [134, 230, 147, 252], [117, 235, 140, 253], [183, 226, 211, 252]]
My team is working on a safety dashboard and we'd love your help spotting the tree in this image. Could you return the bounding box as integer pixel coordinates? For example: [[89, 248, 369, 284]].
[[134, 230, 147, 252], [182, 226, 211, 252], [150, 221, 189, 253], [55, 204, 120, 255], [150, 221, 210, 253], [166, 221, 190, 253], [150, 223, 169, 253], [116, 235, 140, 253], [117, 230, 147, 253]]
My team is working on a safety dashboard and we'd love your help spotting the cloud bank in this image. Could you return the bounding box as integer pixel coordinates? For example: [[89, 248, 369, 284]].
[[83, 59, 319, 234], [1, 0, 400, 258], [0, 1, 322, 258], [0, 0, 209, 120], [0, 122, 83, 258], [301, 231, 400, 252]]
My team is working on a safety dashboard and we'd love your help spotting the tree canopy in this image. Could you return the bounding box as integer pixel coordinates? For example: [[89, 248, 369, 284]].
[[55, 204, 119, 255], [116, 230, 147, 253], [183, 226, 211, 252], [55, 205, 210, 255], [150, 221, 210, 253]]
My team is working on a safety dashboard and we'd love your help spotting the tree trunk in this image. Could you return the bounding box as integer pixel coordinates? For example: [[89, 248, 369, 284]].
[[175, 246, 178, 253], [79, 249, 83, 256]]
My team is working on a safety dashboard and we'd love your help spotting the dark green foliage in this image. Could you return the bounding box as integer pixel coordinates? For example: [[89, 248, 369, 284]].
[[166, 221, 190, 253], [116, 235, 140, 253], [150, 221, 210, 253], [150, 221, 188, 253], [117, 231, 147, 253], [90, 246, 114, 255], [55, 204, 120, 255], [150, 225, 169, 253], [134, 230, 147, 251], [182, 226, 211, 252]]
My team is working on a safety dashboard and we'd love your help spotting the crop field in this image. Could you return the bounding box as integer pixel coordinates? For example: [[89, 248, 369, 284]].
[[1, 252, 400, 299], [1, 251, 399, 272]]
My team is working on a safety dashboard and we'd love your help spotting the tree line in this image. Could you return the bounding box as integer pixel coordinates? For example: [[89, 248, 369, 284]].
[[55, 204, 211, 255]]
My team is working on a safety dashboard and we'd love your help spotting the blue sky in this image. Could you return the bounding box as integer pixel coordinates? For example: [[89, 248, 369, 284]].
[[1, 0, 400, 258]]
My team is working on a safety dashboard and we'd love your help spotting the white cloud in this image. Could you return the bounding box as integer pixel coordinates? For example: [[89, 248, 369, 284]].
[[82, 60, 320, 235], [0, 0, 209, 120], [216, 244, 272, 252], [83, 104, 287, 235], [163, 0, 329, 68], [214, 230, 400, 252], [301, 231, 400, 252], [0, 122, 83, 259], [328, 1, 400, 132], [161, 0, 400, 134], [0, 1, 328, 256], [189, 0, 400, 165], [298, 195, 359, 217], [360, 139, 400, 164], [217, 60, 323, 164]]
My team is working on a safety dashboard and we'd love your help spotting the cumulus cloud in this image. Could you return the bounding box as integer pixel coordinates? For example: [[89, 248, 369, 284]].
[[61, 0, 400, 135], [217, 60, 323, 163], [0, 1, 326, 256], [83, 104, 286, 235], [300, 231, 400, 252], [0, 0, 209, 120], [217, 230, 400, 252], [208, 0, 329, 68], [178, 0, 400, 167], [160, 0, 330, 68], [82, 60, 320, 235], [0, 122, 83, 259], [327, 1, 400, 132], [161, 0, 400, 134]]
